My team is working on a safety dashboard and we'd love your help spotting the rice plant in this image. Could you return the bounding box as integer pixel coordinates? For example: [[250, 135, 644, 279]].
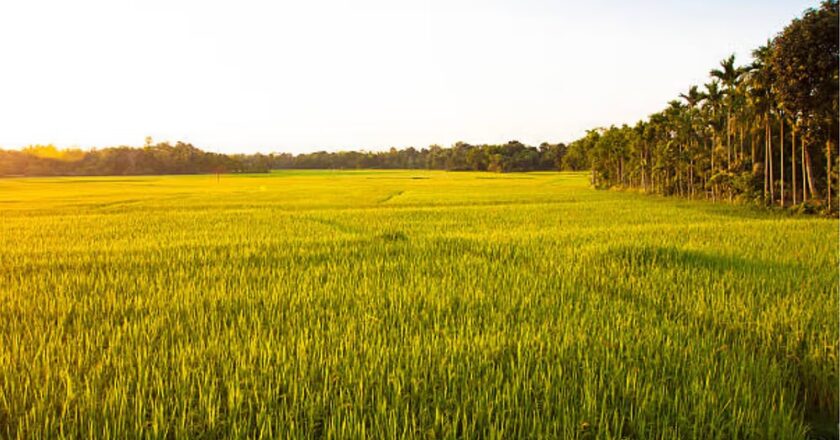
[[0, 171, 836, 438]]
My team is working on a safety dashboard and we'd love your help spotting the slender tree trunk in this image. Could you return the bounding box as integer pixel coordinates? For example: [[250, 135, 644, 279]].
[[804, 142, 819, 199], [791, 122, 797, 205], [726, 109, 731, 170], [802, 136, 807, 200], [763, 121, 768, 201], [690, 158, 695, 198], [687, 142, 692, 198], [711, 133, 716, 173], [768, 114, 774, 203], [751, 126, 757, 167], [704, 137, 708, 199], [640, 150, 645, 191], [713, 136, 718, 200], [677, 168, 681, 197], [827, 138, 832, 209], [780, 116, 784, 206], [619, 157, 623, 186]]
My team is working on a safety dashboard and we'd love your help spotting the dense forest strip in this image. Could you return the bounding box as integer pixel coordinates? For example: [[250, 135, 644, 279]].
[[0, 140, 575, 177], [567, 1, 838, 213]]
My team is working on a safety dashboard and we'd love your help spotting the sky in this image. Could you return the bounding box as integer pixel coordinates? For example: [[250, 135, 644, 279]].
[[0, 0, 818, 154]]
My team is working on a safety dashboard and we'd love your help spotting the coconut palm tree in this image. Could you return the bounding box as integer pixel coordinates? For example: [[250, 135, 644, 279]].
[[746, 44, 776, 203], [632, 120, 650, 190], [702, 80, 725, 198], [680, 85, 706, 197], [710, 54, 747, 171]]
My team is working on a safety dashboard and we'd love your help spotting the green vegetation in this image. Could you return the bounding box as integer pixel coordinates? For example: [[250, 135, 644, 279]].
[[1, 171, 836, 438], [0, 141, 273, 176], [570, 1, 838, 213], [0, 140, 572, 177]]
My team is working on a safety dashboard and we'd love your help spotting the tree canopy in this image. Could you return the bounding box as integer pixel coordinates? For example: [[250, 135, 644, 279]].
[[0, 141, 578, 177], [569, 1, 838, 211]]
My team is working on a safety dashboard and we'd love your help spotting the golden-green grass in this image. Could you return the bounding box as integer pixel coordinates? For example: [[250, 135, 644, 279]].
[[0, 170, 836, 438]]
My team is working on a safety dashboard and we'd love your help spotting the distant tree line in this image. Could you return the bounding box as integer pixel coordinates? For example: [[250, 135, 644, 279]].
[[0, 140, 579, 177], [0, 141, 270, 176], [271, 141, 575, 172], [568, 1, 838, 212]]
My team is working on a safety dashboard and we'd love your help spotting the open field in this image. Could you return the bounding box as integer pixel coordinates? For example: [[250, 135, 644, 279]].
[[0, 170, 837, 438]]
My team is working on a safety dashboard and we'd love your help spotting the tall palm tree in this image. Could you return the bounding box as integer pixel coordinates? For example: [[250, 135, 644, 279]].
[[679, 85, 705, 109], [647, 112, 669, 194], [710, 54, 746, 171], [703, 80, 725, 198], [632, 120, 649, 191], [747, 44, 775, 203], [732, 79, 751, 168], [680, 85, 706, 197]]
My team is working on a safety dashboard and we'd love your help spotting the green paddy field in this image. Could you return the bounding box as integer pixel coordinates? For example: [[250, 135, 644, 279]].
[[0, 170, 836, 438]]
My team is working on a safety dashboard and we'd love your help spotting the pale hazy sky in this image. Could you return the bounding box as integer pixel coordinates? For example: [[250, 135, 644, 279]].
[[0, 0, 816, 154]]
